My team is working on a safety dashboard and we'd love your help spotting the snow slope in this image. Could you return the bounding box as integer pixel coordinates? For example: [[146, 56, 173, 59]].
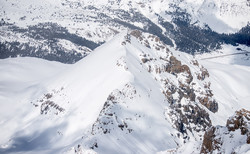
[[180, 0, 250, 33], [0, 31, 250, 153], [0, 32, 178, 153], [0, 57, 69, 153], [1, 0, 249, 34], [1, 0, 249, 64], [156, 45, 250, 153], [196, 45, 250, 126]]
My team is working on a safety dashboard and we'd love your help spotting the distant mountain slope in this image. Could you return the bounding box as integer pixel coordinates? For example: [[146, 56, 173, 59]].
[[0, 0, 249, 63]]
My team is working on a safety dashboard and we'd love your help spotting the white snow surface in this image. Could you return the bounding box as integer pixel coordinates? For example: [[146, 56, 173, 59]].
[[196, 45, 250, 125], [0, 32, 250, 153], [0, 32, 176, 153], [0, 0, 249, 36]]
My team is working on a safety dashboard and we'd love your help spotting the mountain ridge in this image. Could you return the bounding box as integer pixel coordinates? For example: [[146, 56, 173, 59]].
[[1, 30, 250, 153], [0, 0, 250, 153]]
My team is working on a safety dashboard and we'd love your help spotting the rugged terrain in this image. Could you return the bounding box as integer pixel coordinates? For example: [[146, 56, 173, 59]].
[[0, 0, 250, 154], [0, 30, 250, 153], [0, 0, 249, 63]]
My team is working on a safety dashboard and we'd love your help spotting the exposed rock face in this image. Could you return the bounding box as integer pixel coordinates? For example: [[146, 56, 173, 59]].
[[192, 60, 210, 81], [247, 135, 250, 144], [197, 66, 210, 81], [200, 127, 217, 154], [130, 30, 144, 41], [88, 31, 219, 150], [124, 30, 219, 141], [40, 100, 65, 115], [168, 103, 211, 135], [201, 109, 250, 154], [198, 96, 218, 113], [91, 93, 133, 135], [193, 61, 218, 113], [130, 30, 170, 52], [31, 87, 66, 115], [91, 83, 137, 136], [226, 109, 250, 134], [166, 56, 193, 84]]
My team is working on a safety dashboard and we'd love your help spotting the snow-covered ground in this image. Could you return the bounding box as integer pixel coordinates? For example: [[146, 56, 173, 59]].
[[196, 45, 250, 125], [0, 32, 176, 153], [0, 57, 69, 153], [0, 32, 250, 153], [0, 0, 249, 153], [1, 0, 249, 35]]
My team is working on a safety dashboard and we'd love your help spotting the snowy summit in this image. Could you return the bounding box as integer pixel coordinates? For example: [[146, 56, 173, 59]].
[[0, 0, 250, 154]]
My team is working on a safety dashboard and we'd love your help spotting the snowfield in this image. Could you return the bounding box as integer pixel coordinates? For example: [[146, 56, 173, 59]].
[[0, 0, 250, 153], [0, 31, 250, 153], [0, 0, 249, 34], [0, 32, 176, 153]]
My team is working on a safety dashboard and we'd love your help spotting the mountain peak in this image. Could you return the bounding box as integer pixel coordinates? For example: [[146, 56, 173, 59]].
[[0, 0, 250, 153]]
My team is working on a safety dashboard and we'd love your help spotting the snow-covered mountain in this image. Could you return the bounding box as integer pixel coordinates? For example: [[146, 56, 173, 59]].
[[0, 0, 249, 63], [1, 30, 250, 153], [0, 0, 250, 153], [1, 0, 249, 33]]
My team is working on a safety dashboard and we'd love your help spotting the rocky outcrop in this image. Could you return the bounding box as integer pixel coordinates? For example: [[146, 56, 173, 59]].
[[91, 84, 136, 135], [192, 60, 210, 81], [162, 61, 215, 136], [197, 66, 210, 81], [166, 56, 193, 84], [125, 30, 218, 141], [201, 109, 250, 154], [168, 103, 211, 135], [200, 127, 217, 154], [31, 87, 66, 115], [197, 97, 218, 113], [193, 61, 218, 113], [226, 109, 250, 135], [41, 100, 65, 115], [130, 30, 170, 53], [200, 126, 222, 154]]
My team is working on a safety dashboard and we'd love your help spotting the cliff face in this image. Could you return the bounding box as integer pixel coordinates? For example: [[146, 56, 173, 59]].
[[201, 109, 250, 154]]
